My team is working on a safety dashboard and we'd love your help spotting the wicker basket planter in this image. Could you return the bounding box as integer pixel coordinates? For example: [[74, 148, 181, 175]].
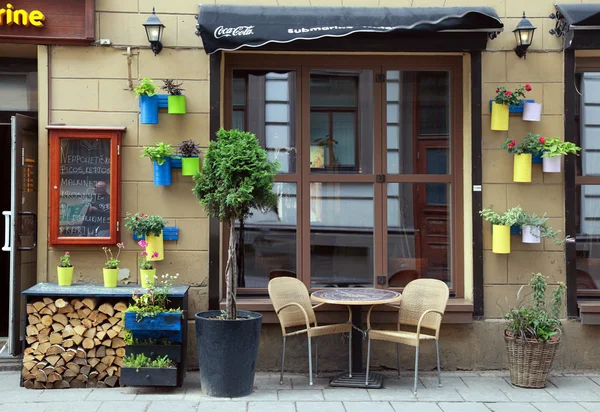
[[505, 332, 560, 388]]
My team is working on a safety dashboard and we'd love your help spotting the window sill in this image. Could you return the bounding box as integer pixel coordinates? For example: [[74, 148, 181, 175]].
[[578, 301, 600, 325], [221, 297, 473, 324]]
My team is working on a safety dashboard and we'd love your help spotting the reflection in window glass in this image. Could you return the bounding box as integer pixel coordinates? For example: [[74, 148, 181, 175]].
[[237, 183, 297, 288], [310, 183, 374, 287], [579, 73, 600, 177], [387, 183, 451, 288], [576, 185, 600, 290]]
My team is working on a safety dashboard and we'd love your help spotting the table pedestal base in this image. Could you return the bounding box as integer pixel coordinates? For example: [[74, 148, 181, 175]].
[[329, 372, 384, 389]]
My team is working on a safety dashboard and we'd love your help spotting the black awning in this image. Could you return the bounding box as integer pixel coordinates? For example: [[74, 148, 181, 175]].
[[552, 4, 600, 49], [196, 5, 503, 54]]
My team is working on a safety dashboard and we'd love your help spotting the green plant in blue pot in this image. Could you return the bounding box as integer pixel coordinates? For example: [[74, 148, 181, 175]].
[[142, 142, 174, 186], [135, 78, 159, 124]]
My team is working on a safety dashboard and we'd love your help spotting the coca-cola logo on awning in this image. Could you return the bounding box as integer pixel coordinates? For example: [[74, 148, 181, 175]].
[[214, 26, 255, 39]]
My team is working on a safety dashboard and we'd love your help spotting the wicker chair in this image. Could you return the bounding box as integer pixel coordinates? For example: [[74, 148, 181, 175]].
[[365, 278, 449, 394], [268, 277, 352, 386]]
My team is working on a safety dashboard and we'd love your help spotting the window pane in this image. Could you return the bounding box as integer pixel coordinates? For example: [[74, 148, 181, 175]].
[[386, 71, 450, 174], [310, 183, 374, 287], [233, 71, 296, 174], [310, 70, 373, 174], [387, 183, 451, 288], [579, 73, 600, 176], [237, 183, 297, 289], [576, 184, 600, 290]]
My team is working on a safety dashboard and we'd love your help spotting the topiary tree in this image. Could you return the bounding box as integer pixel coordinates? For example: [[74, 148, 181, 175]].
[[193, 129, 279, 319]]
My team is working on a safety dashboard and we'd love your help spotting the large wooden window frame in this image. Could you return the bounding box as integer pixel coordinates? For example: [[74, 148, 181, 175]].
[[224, 54, 463, 297], [48, 126, 123, 246]]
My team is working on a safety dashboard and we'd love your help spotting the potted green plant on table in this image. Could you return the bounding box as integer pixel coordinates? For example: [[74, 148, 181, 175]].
[[57, 251, 74, 286], [142, 142, 174, 186], [501, 133, 544, 183], [137, 239, 158, 288], [124, 213, 167, 262], [192, 128, 279, 397], [135, 78, 159, 125], [505, 273, 566, 388], [162, 79, 186, 115], [480, 206, 526, 254], [102, 243, 124, 288], [491, 84, 529, 131], [541, 138, 581, 173], [178, 139, 200, 176]]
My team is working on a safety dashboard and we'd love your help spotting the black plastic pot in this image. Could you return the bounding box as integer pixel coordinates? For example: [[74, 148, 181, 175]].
[[195, 310, 262, 397]]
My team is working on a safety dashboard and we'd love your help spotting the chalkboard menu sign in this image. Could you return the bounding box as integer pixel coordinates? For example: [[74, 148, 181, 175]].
[[49, 127, 124, 245]]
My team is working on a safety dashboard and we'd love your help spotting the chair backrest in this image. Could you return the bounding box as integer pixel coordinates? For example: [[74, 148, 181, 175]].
[[398, 278, 449, 332], [388, 270, 419, 288], [268, 277, 316, 329], [269, 269, 297, 281]]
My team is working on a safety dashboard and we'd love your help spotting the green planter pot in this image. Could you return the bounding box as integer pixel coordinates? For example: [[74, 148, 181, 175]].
[[103, 268, 119, 288], [140, 269, 156, 288], [57, 266, 74, 286], [168, 95, 186, 115], [181, 157, 199, 176]]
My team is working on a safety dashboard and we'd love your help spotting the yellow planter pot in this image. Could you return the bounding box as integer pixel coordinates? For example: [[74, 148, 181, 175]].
[[103, 268, 119, 288], [140, 269, 156, 288], [513, 153, 532, 183], [146, 232, 164, 261], [492, 225, 511, 254], [491, 102, 509, 131], [57, 266, 74, 286]]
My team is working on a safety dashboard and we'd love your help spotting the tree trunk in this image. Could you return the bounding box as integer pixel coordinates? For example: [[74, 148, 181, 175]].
[[225, 219, 238, 320], [237, 217, 245, 288]]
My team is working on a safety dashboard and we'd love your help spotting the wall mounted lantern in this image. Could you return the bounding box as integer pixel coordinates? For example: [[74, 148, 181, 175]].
[[143, 7, 165, 56], [513, 12, 536, 58]]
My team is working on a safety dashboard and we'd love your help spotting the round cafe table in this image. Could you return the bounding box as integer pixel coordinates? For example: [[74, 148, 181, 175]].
[[311, 288, 401, 389]]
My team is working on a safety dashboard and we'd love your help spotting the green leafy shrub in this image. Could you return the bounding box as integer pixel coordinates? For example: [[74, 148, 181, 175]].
[[134, 78, 157, 97], [162, 79, 185, 96], [479, 206, 526, 227], [123, 353, 174, 370], [141, 142, 174, 166], [542, 138, 581, 158]]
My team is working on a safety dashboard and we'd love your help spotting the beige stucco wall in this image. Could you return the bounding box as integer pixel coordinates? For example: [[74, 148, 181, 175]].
[[32, 0, 599, 371]]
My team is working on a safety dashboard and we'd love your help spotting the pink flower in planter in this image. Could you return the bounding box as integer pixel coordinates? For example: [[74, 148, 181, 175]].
[[525, 84, 532, 92], [65, 251, 69, 255], [138, 240, 149, 248], [152, 252, 159, 259], [140, 251, 148, 257], [508, 140, 516, 149], [539, 137, 545, 144], [505, 91, 512, 97]]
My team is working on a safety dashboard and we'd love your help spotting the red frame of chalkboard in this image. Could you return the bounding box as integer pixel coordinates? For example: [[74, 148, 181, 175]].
[[48, 126, 124, 246]]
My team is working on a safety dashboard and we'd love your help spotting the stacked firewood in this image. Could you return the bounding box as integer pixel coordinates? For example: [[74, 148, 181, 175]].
[[22, 297, 128, 389]]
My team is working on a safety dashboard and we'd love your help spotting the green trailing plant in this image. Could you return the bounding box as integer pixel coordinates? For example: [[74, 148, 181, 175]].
[[192, 128, 279, 320], [124, 213, 167, 237], [102, 243, 124, 269], [162, 79, 185, 96], [178, 139, 200, 158], [542, 138, 581, 158], [501, 133, 545, 155], [58, 251, 72, 268], [123, 331, 172, 346], [141, 142, 174, 166], [123, 353, 174, 370], [126, 273, 181, 321], [479, 206, 526, 227], [494, 84, 531, 106], [522, 213, 569, 245], [134, 78, 157, 97], [505, 273, 566, 342]]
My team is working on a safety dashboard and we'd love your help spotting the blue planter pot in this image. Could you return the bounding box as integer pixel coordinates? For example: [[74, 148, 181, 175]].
[[510, 225, 522, 236], [140, 95, 159, 124], [153, 158, 172, 186], [532, 153, 543, 164]]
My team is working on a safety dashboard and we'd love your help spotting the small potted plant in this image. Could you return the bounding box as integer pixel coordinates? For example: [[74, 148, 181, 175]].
[[480, 206, 526, 254], [521, 212, 569, 245], [491, 84, 529, 131], [102, 243, 124, 288], [520, 84, 541, 122], [124, 213, 167, 262], [121, 353, 177, 387], [135, 78, 159, 125], [138, 239, 158, 288], [501, 133, 544, 183], [162, 79, 186, 115], [541, 137, 581, 173], [178, 139, 200, 176], [505, 273, 565, 388], [142, 142, 174, 186], [57, 251, 73, 286]]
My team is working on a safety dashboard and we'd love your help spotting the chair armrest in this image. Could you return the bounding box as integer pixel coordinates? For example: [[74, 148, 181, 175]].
[[384, 303, 401, 310], [366, 305, 377, 330], [312, 302, 326, 310], [277, 302, 311, 330], [311, 303, 353, 324], [416, 309, 444, 340]]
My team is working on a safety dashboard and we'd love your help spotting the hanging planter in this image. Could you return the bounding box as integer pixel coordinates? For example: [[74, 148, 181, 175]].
[[532, 153, 543, 164], [491, 84, 532, 131], [491, 102, 509, 131], [502, 133, 545, 183], [125, 213, 168, 264], [522, 225, 541, 244], [522, 102, 542, 122], [543, 155, 562, 173], [492, 225, 511, 254], [541, 138, 581, 173], [153, 158, 172, 186], [162, 79, 187, 115], [480, 206, 527, 255], [142, 142, 175, 186], [146, 232, 164, 262], [513, 153, 532, 183], [177, 139, 201, 176], [135, 78, 159, 125]]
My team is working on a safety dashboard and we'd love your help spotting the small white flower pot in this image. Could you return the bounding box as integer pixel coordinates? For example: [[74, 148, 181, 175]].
[[522, 102, 542, 122], [522, 225, 541, 244], [543, 155, 562, 173]]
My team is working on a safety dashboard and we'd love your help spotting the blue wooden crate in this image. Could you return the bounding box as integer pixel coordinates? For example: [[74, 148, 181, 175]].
[[125, 312, 183, 343], [171, 156, 182, 169], [489, 99, 535, 114], [157, 94, 169, 109], [129, 329, 183, 343], [133, 227, 178, 241]]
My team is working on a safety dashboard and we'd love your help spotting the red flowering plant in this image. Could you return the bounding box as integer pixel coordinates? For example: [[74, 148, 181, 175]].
[[494, 84, 532, 106], [502, 133, 545, 155], [126, 273, 181, 320], [124, 212, 167, 238]]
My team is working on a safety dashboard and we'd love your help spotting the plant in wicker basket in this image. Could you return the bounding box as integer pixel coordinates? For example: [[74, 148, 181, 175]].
[[504, 273, 566, 388]]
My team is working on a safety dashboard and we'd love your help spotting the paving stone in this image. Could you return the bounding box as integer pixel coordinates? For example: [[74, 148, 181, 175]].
[[415, 388, 464, 402], [456, 388, 510, 402], [248, 401, 295, 412], [43, 402, 102, 412], [183, 389, 226, 402], [195, 401, 247, 412], [278, 389, 324, 401], [545, 389, 600, 402], [549, 377, 600, 390], [297, 401, 346, 412], [579, 403, 600, 412], [501, 387, 557, 402], [291, 376, 333, 389], [147, 400, 198, 412], [461, 377, 513, 390], [97, 401, 149, 412], [37, 389, 93, 402], [0, 403, 46, 412], [344, 401, 395, 412], [367, 388, 417, 401], [485, 402, 538, 412], [533, 402, 589, 412], [254, 374, 293, 390], [438, 402, 491, 412], [323, 388, 371, 401], [241, 390, 278, 401], [390, 402, 443, 412], [421, 377, 467, 389], [86, 389, 137, 401], [0, 389, 42, 403], [383, 377, 425, 390], [133, 388, 187, 401]]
